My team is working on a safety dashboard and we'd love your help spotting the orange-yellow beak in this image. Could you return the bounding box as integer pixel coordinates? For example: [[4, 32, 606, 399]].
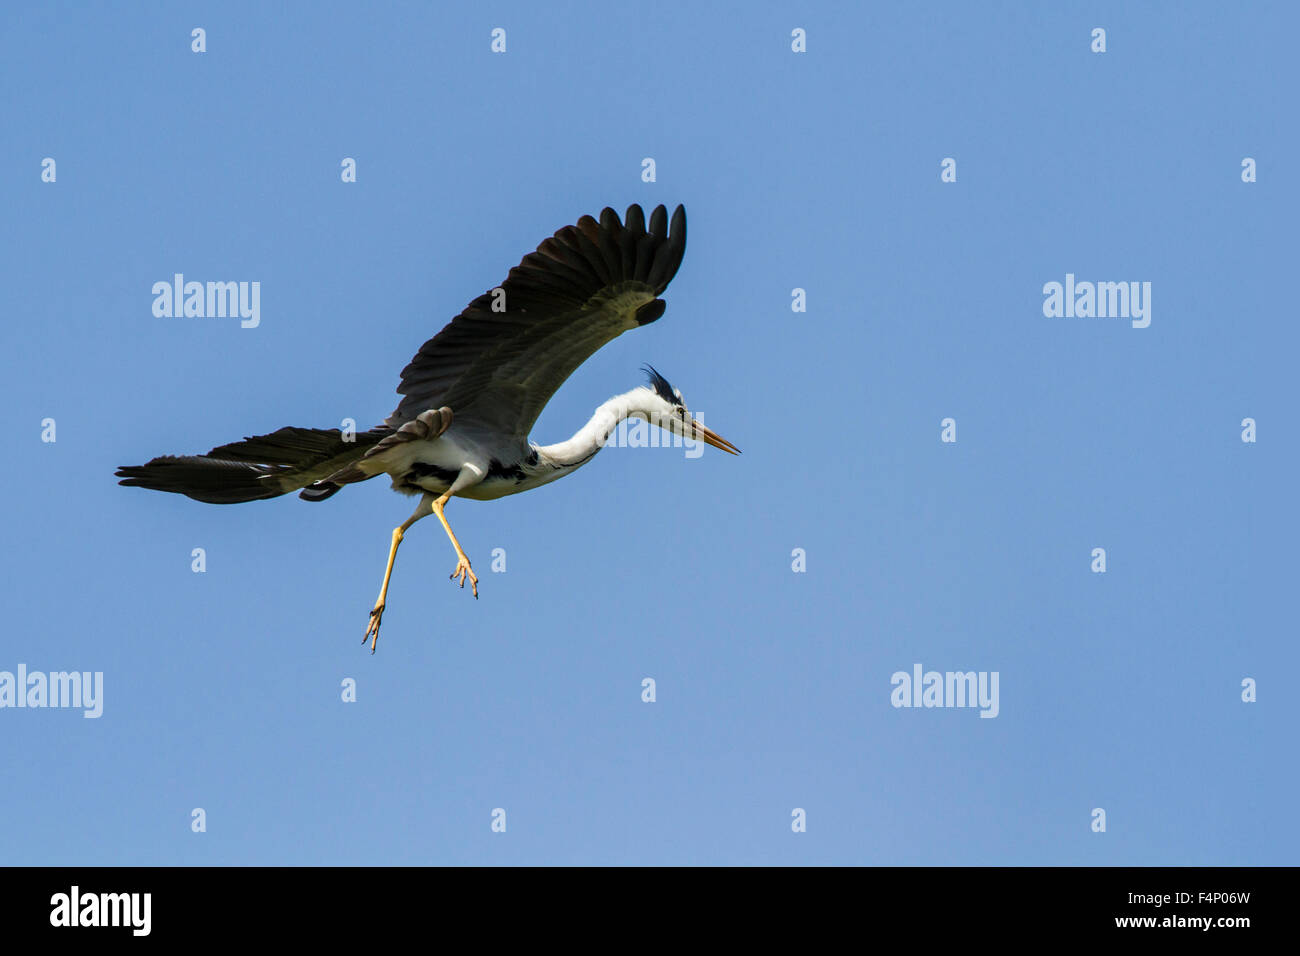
[[691, 419, 741, 455]]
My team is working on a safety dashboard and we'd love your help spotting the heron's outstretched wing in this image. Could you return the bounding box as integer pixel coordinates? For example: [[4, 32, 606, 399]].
[[388, 203, 686, 439], [115, 425, 393, 504]]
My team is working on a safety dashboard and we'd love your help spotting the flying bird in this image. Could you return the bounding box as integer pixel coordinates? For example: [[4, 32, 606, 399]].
[[116, 203, 739, 651]]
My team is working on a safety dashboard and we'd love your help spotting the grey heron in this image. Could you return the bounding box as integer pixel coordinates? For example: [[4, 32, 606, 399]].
[[116, 203, 739, 651]]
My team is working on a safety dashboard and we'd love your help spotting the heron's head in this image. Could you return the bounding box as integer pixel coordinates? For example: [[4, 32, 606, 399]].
[[632, 366, 740, 455]]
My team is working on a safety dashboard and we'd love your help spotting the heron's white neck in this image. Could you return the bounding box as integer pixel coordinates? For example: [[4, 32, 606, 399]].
[[534, 389, 649, 470]]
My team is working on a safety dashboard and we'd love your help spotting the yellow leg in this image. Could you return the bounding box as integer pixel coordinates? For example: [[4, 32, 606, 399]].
[[432, 492, 478, 598], [363, 496, 432, 653]]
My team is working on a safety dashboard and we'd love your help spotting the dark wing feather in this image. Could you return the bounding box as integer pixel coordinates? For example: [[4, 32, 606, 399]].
[[388, 204, 686, 439]]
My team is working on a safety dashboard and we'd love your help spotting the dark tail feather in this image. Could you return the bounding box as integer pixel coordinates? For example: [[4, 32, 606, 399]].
[[116, 425, 392, 505]]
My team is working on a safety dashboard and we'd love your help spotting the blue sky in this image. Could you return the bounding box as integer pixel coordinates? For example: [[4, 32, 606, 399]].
[[1, 1, 1295, 865]]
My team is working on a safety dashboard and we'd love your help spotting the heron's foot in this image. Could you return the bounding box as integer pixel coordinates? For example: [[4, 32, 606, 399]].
[[450, 556, 479, 598], [363, 603, 385, 654]]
